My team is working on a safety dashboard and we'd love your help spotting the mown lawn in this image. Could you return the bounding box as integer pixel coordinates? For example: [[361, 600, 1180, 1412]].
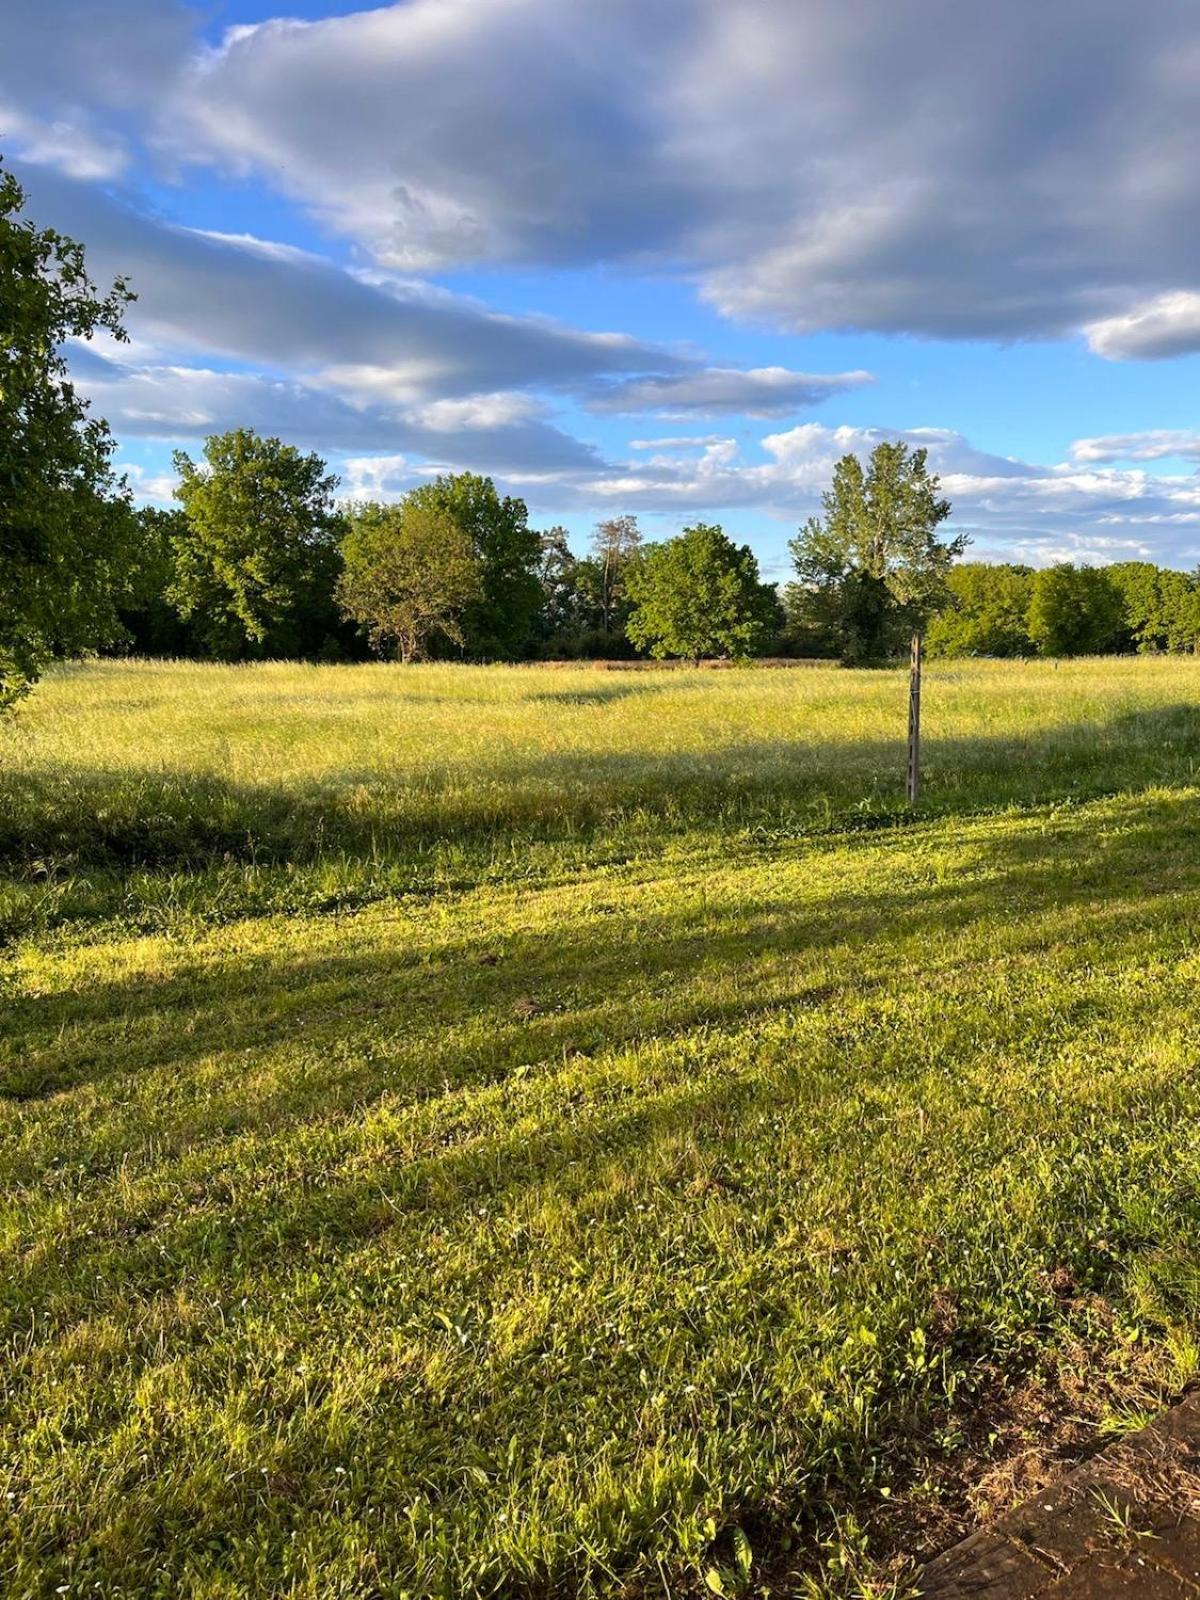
[[3, 658, 1200, 1598]]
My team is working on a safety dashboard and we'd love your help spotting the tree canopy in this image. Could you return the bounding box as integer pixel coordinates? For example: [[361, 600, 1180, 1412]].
[[0, 162, 137, 708], [625, 523, 780, 663], [338, 499, 482, 662], [787, 442, 964, 663], [405, 473, 541, 659], [169, 429, 344, 659], [1026, 563, 1125, 657], [925, 563, 1034, 658]]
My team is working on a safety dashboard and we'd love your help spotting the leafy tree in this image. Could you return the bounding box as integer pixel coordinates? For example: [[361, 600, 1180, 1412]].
[[591, 514, 642, 635], [115, 507, 196, 656], [925, 562, 1034, 657], [406, 473, 541, 659], [1026, 564, 1125, 657], [0, 161, 138, 707], [1107, 561, 1162, 653], [535, 527, 590, 641], [625, 522, 780, 663], [1166, 571, 1200, 651], [1108, 561, 1200, 653], [169, 429, 343, 660], [788, 442, 964, 663], [338, 499, 482, 662]]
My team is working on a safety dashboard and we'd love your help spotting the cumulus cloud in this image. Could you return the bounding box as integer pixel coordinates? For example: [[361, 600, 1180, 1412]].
[[79, 363, 609, 475], [472, 424, 1200, 572], [1085, 295, 1200, 361], [588, 367, 873, 417], [1071, 431, 1200, 464], [146, 0, 1200, 348], [0, 0, 193, 178], [15, 164, 680, 397], [0, 105, 127, 180], [14, 163, 866, 443]]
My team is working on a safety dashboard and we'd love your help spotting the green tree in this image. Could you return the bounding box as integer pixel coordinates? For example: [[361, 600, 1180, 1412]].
[[1108, 561, 1200, 653], [115, 507, 196, 656], [1167, 572, 1200, 651], [406, 473, 541, 659], [0, 161, 137, 707], [338, 500, 482, 662], [925, 563, 1034, 657], [536, 528, 588, 640], [591, 514, 642, 635], [169, 429, 343, 660], [1026, 564, 1125, 657], [1107, 561, 1162, 653], [625, 523, 780, 663], [788, 442, 964, 663]]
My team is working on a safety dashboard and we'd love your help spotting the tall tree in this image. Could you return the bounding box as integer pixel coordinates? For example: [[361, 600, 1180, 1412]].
[[625, 522, 779, 663], [1027, 564, 1125, 657], [590, 514, 642, 635], [169, 429, 343, 660], [405, 473, 541, 659], [534, 528, 589, 644], [0, 162, 137, 708], [788, 442, 963, 663], [338, 500, 482, 662]]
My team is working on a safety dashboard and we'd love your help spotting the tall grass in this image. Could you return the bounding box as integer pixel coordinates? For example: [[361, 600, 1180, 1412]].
[[3, 656, 1199, 868]]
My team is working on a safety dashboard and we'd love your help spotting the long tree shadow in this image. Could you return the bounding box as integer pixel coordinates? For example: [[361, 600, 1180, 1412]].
[[5, 786, 1199, 1292], [2, 703, 1199, 873], [6, 791, 1200, 1596], [6, 785, 1199, 1115]]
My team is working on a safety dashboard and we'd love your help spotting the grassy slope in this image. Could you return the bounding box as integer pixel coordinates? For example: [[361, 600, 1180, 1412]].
[[3, 659, 1200, 1598]]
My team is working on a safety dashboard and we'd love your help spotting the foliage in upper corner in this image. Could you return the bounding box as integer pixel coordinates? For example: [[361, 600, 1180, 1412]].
[[625, 522, 781, 662], [0, 160, 138, 709], [786, 441, 964, 663]]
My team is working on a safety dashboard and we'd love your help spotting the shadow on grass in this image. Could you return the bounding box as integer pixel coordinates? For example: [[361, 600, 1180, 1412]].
[[2, 702, 1199, 872], [6, 786, 1199, 1113], [5, 788, 1200, 1594]]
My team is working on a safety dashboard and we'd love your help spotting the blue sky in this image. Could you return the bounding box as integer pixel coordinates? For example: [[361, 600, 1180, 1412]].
[[7, 0, 1200, 578]]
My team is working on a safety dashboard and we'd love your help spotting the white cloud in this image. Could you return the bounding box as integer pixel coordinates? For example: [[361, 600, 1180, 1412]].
[[145, 0, 1200, 349], [339, 455, 420, 501], [118, 462, 178, 505], [629, 435, 729, 451], [588, 367, 873, 417], [485, 424, 1200, 570], [1071, 431, 1200, 464], [0, 105, 128, 180], [16, 164, 865, 435], [1086, 294, 1200, 360], [76, 361, 609, 475]]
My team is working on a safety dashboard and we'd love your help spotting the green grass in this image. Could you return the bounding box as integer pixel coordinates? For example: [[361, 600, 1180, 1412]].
[[3, 657, 1200, 1598]]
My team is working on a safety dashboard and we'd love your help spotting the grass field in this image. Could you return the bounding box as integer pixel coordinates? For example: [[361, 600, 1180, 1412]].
[[4, 657, 1200, 1598]]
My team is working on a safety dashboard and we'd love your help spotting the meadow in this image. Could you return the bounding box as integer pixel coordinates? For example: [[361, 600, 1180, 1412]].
[[3, 657, 1200, 1598]]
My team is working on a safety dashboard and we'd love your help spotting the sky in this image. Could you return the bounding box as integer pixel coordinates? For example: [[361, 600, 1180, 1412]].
[[7, 0, 1200, 580]]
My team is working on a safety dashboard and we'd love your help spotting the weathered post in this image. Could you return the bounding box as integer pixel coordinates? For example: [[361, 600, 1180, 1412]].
[[906, 631, 922, 805]]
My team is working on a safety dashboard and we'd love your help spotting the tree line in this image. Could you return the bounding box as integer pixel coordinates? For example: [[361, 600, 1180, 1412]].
[[6, 155, 1200, 713], [116, 430, 784, 668]]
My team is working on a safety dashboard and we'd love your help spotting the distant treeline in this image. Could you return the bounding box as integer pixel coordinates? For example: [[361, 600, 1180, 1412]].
[[922, 560, 1200, 659], [113, 431, 1200, 668]]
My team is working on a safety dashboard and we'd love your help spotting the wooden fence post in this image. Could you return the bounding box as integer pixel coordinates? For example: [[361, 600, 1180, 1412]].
[[906, 631, 922, 805]]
